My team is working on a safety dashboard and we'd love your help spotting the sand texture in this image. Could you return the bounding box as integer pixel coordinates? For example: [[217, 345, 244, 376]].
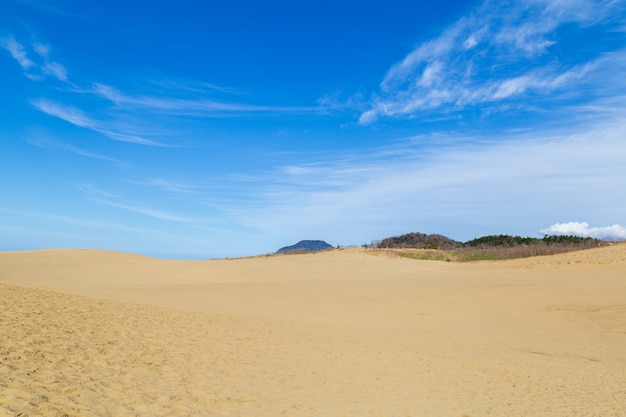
[[1, 245, 625, 416]]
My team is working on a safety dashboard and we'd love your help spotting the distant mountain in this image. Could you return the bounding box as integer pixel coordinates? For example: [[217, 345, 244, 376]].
[[377, 232, 463, 249], [276, 240, 333, 254]]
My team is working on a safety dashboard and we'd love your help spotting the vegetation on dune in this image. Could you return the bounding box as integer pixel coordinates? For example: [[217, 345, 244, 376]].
[[374, 232, 606, 262], [275, 233, 608, 262], [377, 232, 463, 250], [465, 234, 600, 248]]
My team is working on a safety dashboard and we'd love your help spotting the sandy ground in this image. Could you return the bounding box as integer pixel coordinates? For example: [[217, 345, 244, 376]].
[[1, 245, 625, 416]]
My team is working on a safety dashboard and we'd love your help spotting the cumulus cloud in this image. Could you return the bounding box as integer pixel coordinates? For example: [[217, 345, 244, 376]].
[[539, 222, 626, 240]]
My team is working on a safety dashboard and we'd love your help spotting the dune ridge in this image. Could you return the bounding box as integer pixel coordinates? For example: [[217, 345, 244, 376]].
[[1, 245, 625, 416]]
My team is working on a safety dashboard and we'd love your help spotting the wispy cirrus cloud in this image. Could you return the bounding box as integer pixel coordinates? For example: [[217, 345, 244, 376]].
[[31, 99, 95, 128], [360, 0, 626, 124], [149, 77, 249, 96], [2, 31, 334, 152], [72, 182, 188, 221], [1, 34, 175, 147], [32, 42, 68, 81], [9, 0, 77, 17], [74, 184, 124, 200], [0, 36, 34, 71], [0, 35, 68, 82], [222, 113, 626, 243], [128, 178, 210, 195], [94, 199, 200, 223], [88, 83, 325, 116], [75, 182, 205, 224], [30, 99, 170, 146], [27, 135, 125, 165]]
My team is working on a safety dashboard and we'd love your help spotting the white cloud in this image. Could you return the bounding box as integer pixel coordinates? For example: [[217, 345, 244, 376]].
[[226, 114, 626, 243], [27, 135, 124, 165], [74, 184, 123, 200], [31, 99, 97, 129], [31, 99, 168, 146], [417, 61, 443, 88], [10, 0, 76, 17], [95, 200, 199, 223], [149, 77, 248, 96], [463, 33, 479, 50], [32, 42, 50, 57], [493, 62, 596, 100], [4, 32, 332, 154], [1, 36, 67, 82], [89, 83, 324, 116], [98, 130, 168, 147], [1, 36, 34, 70], [360, 0, 625, 124], [42, 61, 67, 82], [131, 178, 208, 195], [539, 222, 626, 240], [493, 17, 556, 55], [492, 75, 534, 99]]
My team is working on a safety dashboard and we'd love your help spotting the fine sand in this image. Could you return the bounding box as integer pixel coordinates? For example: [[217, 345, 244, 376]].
[[1, 245, 625, 416]]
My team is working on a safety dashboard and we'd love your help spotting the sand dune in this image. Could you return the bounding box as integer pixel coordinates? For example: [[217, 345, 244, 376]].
[[1, 245, 625, 416]]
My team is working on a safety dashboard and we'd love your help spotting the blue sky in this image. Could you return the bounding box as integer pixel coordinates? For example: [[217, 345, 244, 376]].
[[2, 0, 626, 258]]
